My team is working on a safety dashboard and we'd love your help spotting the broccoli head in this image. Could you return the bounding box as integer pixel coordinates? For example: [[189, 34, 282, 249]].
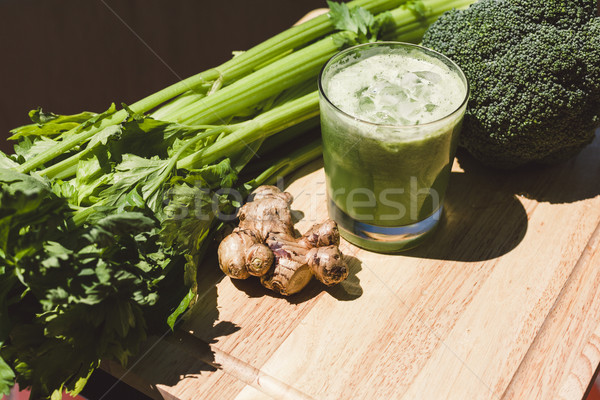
[[422, 0, 600, 168]]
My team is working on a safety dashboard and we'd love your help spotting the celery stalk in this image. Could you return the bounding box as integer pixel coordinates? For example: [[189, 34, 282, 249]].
[[177, 92, 320, 169], [17, 0, 408, 174]]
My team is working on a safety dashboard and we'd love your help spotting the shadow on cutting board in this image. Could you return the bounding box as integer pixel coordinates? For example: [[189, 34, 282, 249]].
[[507, 130, 600, 204], [101, 256, 241, 398], [455, 129, 600, 204], [409, 129, 600, 262], [404, 168, 529, 262]]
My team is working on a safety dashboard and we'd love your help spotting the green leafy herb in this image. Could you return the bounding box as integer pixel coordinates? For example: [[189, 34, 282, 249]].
[[327, 1, 377, 42], [8, 109, 97, 140], [0, 0, 477, 397], [0, 353, 15, 397]]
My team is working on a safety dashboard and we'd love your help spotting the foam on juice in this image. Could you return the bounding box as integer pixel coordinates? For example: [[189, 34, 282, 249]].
[[324, 48, 466, 127]]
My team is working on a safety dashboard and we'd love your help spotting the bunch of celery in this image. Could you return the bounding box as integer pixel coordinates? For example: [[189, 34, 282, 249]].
[[0, 0, 476, 398]]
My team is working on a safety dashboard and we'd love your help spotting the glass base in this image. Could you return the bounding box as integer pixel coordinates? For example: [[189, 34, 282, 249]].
[[329, 199, 442, 253]]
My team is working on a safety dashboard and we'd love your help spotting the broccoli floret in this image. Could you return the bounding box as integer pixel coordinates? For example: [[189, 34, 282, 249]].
[[422, 0, 600, 168]]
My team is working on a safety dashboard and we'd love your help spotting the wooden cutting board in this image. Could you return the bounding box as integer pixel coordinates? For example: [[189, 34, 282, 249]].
[[103, 129, 600, 400]]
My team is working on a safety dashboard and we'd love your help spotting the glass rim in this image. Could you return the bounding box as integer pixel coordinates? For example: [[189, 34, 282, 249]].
[[317, 41, 470, 129]]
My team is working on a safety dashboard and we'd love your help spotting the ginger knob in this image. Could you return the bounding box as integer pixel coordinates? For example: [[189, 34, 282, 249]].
[[217, 185, 348, 295]]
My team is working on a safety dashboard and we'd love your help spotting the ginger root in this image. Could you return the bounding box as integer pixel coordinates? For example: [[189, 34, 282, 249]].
[[217, 185, 349, 295]]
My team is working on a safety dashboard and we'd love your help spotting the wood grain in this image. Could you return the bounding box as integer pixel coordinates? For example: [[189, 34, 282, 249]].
[[501, 222, 600, 400], [111, 131, 600, 400]]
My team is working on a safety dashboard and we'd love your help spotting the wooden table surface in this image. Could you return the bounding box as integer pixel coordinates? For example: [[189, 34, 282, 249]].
[[103, 129, 600, 400]]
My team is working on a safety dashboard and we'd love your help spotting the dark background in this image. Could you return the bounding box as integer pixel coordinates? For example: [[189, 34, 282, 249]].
[[0, 0, 329, 153]]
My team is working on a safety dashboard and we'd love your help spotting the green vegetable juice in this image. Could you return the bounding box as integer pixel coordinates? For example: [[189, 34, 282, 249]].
[[318, 42, 468, 252]]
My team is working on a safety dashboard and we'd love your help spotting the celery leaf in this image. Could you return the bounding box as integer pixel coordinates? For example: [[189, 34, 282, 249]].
[[9, 108, 96, 140], [327, 1, 378, 42], [0, 354, 15, 396]]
